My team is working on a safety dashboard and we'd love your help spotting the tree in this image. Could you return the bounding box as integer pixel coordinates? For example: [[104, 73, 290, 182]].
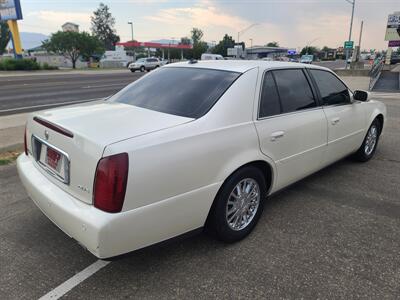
[[191, 28, 203, 45], [190, 28, 208, 59], [212, 34, 236, 56], [91, 3, 120, 50], [266, 41, 279, 47], [180, 37, 191, 45], [0, 22, 10, 55], [300, 46, 319, 56], [43, 31, 104, 69], [321, 46, 330, 52]]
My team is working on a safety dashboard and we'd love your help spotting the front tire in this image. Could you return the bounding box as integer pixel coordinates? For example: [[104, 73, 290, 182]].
[[208, 166, 266, 243], [354, 119, 381, 162], [140, 66, 145, 72]]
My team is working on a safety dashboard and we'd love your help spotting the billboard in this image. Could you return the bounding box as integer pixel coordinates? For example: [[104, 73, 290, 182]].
[[0, 0, 23, 21], [385, 12, 400, 41]]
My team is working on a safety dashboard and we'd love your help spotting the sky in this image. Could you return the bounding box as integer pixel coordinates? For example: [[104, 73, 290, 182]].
[[17, 0, 400, 51]]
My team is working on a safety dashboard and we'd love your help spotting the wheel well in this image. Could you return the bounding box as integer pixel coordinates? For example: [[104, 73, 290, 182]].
[[204, 160, 273, 228], [375, 114, 384, 134], [240, 160, 273, 193]]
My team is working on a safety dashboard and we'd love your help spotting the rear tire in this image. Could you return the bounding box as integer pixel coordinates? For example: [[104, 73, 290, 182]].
[[354, 119, 381, 162], [208, 166, 266, 243]]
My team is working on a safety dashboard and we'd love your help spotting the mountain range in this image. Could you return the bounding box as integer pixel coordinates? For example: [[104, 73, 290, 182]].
[[7, 32, 49, 50]]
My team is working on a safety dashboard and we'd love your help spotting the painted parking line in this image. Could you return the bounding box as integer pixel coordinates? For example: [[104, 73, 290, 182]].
[[39, 260, 111, 300]]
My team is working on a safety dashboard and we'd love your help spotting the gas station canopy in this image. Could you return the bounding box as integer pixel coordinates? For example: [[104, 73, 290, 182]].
[[116, 41, 192, 49]]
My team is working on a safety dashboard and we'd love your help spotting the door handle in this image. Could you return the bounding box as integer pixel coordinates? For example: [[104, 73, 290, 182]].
[[331, 117, 340, 125], [270, 131, 285, 141]]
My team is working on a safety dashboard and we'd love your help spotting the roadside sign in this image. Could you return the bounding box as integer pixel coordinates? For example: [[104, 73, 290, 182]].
[[0, 0, 23, 21], [287, 49, 296, 55], [385, 12, 400, 41], [227, 48, 238, 56], [388, 40, 400, 47], [344, 41, 354, 49]]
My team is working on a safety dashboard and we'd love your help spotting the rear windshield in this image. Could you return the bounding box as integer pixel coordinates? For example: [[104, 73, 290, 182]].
[[109, 67, 240, 118]]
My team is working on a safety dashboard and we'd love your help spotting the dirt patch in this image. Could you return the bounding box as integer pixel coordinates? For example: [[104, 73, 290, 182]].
[[0, 150, 21, 165]]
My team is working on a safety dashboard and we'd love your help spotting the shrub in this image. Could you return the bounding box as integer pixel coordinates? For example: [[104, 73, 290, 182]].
[[41, 62, 58, 70], [0, 59, 59, 70], [0, 58, 40, 70]]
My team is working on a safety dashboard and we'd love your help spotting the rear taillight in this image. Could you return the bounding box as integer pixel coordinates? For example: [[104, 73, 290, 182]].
[[93, 153, 129, 213], [24, 125, 28, 155]]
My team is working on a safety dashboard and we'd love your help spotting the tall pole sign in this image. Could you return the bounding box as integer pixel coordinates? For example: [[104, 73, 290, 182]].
[[384, 12, 400, 65], [0, 0, 23, 59]]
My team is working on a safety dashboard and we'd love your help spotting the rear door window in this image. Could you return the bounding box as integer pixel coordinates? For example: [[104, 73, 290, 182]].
[[309, 69, 350, 105], [272, 69, 316, 113], [109, 67, 240, 118]]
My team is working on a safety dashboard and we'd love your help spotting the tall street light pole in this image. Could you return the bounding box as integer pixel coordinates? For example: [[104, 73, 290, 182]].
[[128, 21, 134, 41], [345, 0, 355, 69], [128, 21, 135, 60], [237, 23, 258, 44], [249, 38, 253, 59], [237, 23, 258, 58], [305, 37, 320, 55]]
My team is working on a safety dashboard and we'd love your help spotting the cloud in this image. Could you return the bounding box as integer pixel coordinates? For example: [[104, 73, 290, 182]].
[[24, 10, 92, 33], [27, 10, 91, 23], [141, 1, 284, 45], [144, 5, 248, 31]]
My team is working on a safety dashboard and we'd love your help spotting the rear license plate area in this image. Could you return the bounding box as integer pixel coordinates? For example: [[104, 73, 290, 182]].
[[31, 135, 70, 184]]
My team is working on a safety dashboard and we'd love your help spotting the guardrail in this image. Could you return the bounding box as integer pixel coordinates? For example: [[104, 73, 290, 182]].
[[368, 59, 384, 90]]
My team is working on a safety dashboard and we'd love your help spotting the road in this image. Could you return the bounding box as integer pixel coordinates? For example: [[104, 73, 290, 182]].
[[1, 96, 399, 299], [314, 59, 347, 70], [0, 71, 143, 115]]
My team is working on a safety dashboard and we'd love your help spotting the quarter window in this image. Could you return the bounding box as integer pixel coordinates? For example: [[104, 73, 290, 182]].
[[310, 69, 350, 105], [272, 69, 316, 113], [259, 72, 281, 118]]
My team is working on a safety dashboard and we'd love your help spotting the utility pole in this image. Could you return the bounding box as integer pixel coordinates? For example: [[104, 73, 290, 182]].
[[345, 0, 355, 69], [357, 21, 364, 61]]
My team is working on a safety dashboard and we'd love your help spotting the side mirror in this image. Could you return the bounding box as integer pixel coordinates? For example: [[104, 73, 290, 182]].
[[353, 90, 368, 102]]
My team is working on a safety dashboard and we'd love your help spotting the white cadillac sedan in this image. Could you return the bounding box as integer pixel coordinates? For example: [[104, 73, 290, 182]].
[[17, 61, 386, 258]]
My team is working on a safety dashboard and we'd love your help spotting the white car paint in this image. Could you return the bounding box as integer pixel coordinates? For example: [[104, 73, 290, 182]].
[[17, 61, 386, 258]]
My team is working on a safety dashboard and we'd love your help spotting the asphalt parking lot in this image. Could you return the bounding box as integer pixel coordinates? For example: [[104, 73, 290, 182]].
[[1, 95, 400, 299]]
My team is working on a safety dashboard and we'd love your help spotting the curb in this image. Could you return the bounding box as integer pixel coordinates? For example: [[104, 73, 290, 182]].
[[0, 143, 23, 154]]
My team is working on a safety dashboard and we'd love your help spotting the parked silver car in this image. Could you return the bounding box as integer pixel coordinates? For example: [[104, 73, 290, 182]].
[[128, 58, 160, 72]]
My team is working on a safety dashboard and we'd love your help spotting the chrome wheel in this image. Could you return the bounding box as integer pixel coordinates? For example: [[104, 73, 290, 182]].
[[364, 125, 378, 156], [226, 178, 260, 231]]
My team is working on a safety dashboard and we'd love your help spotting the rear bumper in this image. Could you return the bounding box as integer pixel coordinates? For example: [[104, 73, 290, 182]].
[[17, 154, 113, 257], [17, 154, 219, 258]]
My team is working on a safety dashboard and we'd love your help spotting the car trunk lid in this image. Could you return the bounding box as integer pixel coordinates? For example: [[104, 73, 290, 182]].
[[26, 101, 193, 204]]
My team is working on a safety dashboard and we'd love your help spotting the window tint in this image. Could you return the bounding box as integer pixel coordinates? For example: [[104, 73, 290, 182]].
[[109, 67, 240, 118], [272, 69, 316, 113], [310, 69, 350, 105], [259, 72, 281, 118]]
